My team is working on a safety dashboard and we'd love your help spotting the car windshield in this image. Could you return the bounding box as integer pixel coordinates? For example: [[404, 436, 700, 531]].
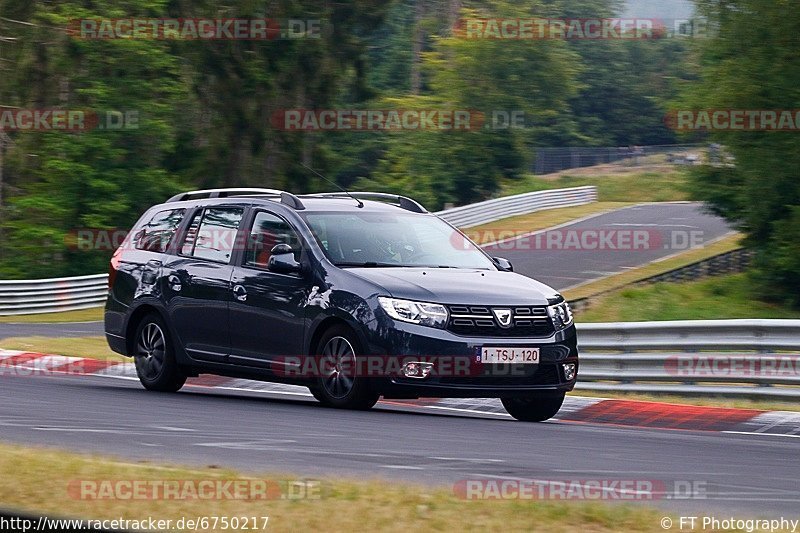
[[301, 212, 496, 270]]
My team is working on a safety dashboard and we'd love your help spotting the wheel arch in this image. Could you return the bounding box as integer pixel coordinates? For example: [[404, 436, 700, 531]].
[[124, 303, 169, 356], [307, 315, 366, 355]]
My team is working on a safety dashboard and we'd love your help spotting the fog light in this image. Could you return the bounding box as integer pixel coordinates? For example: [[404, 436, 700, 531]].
[[402, 362, 434, 379], [563, 363, 577, 381]]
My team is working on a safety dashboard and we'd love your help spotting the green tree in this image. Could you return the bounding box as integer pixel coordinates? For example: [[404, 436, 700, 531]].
[[0, 0, 392, 278], [358, 1, 583, 208], [685, 0, 800, 305], [0, 0, 187, 277]]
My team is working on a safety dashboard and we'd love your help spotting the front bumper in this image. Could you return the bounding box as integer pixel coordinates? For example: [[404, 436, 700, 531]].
[[362, 320, 579, 398]]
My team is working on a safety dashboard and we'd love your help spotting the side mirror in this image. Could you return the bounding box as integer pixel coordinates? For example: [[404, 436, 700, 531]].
[[268, 243, 302, 274], [493, 257, 513, 272]]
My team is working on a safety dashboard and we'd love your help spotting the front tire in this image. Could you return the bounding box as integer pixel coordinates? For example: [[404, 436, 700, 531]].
[[309, 325, 379, 410], [502, 393, 565, 422], [133, 313, 186, 393]]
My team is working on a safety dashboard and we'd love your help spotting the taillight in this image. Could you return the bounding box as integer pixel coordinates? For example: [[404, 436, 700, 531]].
[[108, 247, 122, 290]]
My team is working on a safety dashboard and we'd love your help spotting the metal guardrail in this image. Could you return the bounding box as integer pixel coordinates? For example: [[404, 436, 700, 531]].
[[576, 320, 800, 399], [436, 186, 598, 228], [568, 247, 753, 313], [1, 274, 799, 400], [0, 274, 108, 316], [640, 248, 753, 285]]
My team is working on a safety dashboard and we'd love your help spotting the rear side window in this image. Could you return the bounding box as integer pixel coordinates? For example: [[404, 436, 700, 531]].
[[180, 207, 244, 264], [135, 209, 186, 253]]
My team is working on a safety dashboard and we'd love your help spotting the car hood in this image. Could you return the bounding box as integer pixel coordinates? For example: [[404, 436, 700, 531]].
[[346, 268, 559, 305]]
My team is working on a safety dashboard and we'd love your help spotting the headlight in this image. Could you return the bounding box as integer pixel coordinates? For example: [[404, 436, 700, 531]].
[[378, 297, 449, 329], [547, 300, 573, 330]]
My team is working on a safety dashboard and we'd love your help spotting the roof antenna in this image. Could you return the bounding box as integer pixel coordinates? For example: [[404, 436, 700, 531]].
[[300, 162, 364, 208]]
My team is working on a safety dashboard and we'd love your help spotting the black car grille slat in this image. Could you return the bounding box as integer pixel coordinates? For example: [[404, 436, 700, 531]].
[[447, 305, 555, 337]]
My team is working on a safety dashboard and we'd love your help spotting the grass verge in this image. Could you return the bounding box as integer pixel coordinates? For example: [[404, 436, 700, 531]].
[[0, 307, 103, 324], [465, 202, 633, 245], [0, 442, 666, 532], [564, 234, 743, 301], [500, 165, 690, 203], [576, 273, 800, 323], [0, 336, 125, 362]]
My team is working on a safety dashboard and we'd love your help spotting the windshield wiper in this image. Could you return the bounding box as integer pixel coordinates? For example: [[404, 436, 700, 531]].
[[334, 262, 468, 269], [333, 261, 406, 268]]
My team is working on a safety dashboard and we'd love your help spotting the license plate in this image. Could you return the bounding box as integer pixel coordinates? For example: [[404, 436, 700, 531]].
[[477, 347, 540, 364]]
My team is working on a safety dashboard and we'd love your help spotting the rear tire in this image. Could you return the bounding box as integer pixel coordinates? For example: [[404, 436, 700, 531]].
[[133, 313, 186, 393], [309, 325, 379, 410], [502, 393, 565, 422]]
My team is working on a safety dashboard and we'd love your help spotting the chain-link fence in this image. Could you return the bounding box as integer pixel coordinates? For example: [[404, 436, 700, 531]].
[[532, 144, 706, 175]]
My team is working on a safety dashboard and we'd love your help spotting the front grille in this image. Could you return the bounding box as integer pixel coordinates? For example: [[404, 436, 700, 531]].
[[438, 364, 562, 387], [447, 305, 555, 337]]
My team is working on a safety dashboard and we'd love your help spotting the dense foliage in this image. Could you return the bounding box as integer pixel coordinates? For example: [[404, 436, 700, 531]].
[[0, 0, 796, 307], [684, 0, 800, 306]]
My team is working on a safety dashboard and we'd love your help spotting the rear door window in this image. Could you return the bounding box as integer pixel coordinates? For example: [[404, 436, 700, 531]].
[[179, 207, 244, 264], [135, 209, 186, 253]]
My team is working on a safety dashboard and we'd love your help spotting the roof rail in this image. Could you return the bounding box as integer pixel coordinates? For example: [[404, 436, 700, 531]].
[[279, 192, 305, 210], [305, 192, 427, 213], [166, 188, 305, 210]]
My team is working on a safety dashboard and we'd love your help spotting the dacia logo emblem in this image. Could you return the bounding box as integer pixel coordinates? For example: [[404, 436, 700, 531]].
[[492, 308, 513, 328]]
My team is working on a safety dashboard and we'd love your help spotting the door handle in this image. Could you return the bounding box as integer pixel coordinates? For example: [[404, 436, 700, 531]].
[[233, 284, 247, 302], [168, 274, 182, 292]]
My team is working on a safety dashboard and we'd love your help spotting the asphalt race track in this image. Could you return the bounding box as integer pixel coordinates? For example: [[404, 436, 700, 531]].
[[1, 373, 798, 517], [0, 202, 731, 340], [4, 202, 792, 520], [0, 321, 103, 340], [482, 202, 732, 289]]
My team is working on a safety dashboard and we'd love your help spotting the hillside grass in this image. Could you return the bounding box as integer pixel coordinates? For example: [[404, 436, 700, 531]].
[[576, 273, 800, 323], [500, 166, 690, 203]]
